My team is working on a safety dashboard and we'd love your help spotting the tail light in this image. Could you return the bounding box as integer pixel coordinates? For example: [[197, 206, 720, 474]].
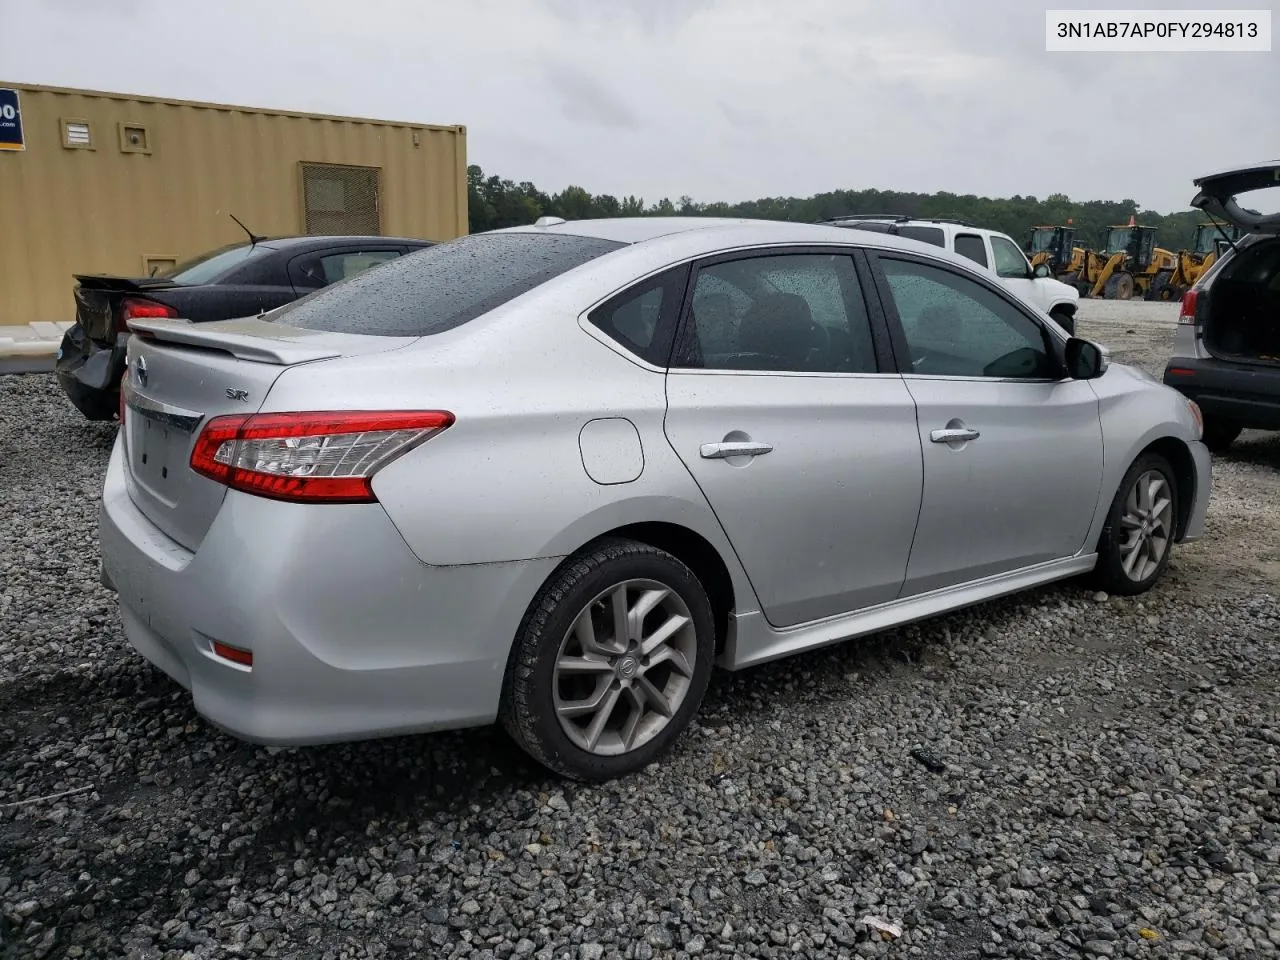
[[117, 297, 178, 332], [190, 410, 454, 504], [1177, 289, 1199, 326]]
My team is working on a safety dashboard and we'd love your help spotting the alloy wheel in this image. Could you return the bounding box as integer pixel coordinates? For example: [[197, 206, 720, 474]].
[[1118, 469, 1174, 581], [552, 579, 698, 756]]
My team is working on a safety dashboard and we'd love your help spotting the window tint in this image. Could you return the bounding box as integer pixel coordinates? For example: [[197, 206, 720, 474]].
[[268, 233, 623, 336], [990, 235, 1031, 279], [587, 267, 686, 366], [896, 225, 945, 247], [880, 257, 1055, 379], [675, 254, 876, 373], [954, 234, 988, 267]]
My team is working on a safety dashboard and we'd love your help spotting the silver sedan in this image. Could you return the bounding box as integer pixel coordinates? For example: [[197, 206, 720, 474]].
[[101, 217, 1211, 780]]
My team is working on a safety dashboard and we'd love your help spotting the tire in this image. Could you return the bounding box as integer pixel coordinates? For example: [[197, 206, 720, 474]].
[[1092, 453, 1179, 596], [1105, 273, 1134, 300], [1201, 418, 1242, 454], [500, 538, 716, 781], [1049, 307, 1076, 336], [1145, 270, 1173, 302]]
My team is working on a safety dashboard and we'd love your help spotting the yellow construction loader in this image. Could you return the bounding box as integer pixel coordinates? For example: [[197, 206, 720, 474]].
[[1146, 223, 1246, 301], [1025, 225, 1077, 273], [1076, 220, 1178, 299]]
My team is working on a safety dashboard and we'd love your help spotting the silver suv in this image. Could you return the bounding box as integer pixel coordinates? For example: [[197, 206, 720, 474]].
[[1163, 162, 1280, 452], [824, 215, 1081, 334]]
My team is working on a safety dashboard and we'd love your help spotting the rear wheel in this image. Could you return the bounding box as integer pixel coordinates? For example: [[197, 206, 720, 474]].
[[1201, 417, 1242, 453], [500, 538, 716, 781], [1093, 453, 1178, 595]]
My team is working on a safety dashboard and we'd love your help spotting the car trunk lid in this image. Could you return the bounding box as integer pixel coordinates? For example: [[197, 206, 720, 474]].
[[1191, 161, 1280, 235], [74, 274, 183, 343], [121, 317, 416, 550]]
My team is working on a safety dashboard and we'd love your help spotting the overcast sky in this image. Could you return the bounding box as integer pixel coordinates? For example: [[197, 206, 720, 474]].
[[3, 0, 1276, 213]]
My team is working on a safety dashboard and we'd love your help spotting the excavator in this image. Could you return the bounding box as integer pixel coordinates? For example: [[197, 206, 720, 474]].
[[1073, 217, 1178, 300], [1146, 222, 1247, 301]]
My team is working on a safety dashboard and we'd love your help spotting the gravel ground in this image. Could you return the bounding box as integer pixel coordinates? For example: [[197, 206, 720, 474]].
[[2, 301, 1279, 960]]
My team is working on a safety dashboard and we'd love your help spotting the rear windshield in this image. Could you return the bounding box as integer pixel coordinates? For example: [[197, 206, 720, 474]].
[[267, 232, 624, 336], [163, 243, 270, 284]]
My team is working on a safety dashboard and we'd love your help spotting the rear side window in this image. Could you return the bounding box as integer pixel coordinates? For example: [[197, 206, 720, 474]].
[[587, 267, 688, 366], [895, 226, 945, 247], [954, 234, 988, 267], [268, 233, 624, 336]]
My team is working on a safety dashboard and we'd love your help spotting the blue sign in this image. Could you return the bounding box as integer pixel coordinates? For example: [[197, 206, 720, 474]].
[[0, 89, 25, 152]]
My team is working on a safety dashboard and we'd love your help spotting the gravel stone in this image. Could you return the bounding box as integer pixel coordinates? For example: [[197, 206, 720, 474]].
[[2, 303, 1280, 959]]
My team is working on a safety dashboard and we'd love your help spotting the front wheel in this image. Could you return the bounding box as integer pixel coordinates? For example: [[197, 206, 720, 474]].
[[500, 538, 716, 781], [1092, 453, 1178, 596], [1049, 307, 1076, 336]]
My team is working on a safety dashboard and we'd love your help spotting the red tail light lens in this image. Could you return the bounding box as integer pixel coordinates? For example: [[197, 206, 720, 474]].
[[212, 641, 254, 667], [190, 410, 454, 504], [1178, 289, 1199, 325], [117, 297, 179, 332]]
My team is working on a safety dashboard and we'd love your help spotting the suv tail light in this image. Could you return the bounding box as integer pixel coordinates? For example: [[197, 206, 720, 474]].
[[190, 410, 454, 504], [1178, 289, 1199, 326], [117, 297, 179, 332]]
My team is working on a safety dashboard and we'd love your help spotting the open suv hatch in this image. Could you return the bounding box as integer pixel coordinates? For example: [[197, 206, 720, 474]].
[[1164, 161, 1280, 452]]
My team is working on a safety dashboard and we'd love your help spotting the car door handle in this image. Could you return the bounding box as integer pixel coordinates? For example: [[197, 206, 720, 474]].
[[930, 427, 980, 443], [700, 441, 774, 459]]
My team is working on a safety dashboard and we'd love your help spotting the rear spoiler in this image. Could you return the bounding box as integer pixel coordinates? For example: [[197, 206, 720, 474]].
[[73, 273, 181, 293], [127, 317, 346, 365]]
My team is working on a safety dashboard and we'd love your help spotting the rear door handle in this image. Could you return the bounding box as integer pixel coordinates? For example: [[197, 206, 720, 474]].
[[700, 441, 774, 459], [930, 427, 980, 443]]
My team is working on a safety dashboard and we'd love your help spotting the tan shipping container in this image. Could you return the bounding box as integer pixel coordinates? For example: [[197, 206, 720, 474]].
[[0, 82, 468, 325]]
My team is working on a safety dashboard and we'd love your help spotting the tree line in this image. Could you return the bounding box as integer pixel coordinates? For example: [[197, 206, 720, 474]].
[[467, 164, 1208, 253]]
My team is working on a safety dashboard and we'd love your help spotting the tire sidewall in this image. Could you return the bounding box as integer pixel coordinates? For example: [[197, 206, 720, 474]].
[[1099, 453, 1178, 594], [507, 544, 716, 781]]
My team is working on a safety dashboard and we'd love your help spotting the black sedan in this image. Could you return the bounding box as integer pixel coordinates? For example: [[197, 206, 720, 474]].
[[55, 234, 433, 420]]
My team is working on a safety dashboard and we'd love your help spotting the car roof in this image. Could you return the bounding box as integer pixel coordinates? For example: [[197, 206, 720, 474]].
[[498, 216, 972, 260]]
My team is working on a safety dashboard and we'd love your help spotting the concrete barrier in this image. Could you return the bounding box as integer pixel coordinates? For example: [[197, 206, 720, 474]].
[[0, 322, 73, 374]]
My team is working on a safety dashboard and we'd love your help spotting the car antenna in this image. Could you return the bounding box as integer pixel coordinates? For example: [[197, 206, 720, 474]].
[[229, 212, 267, 248], [1206, 213, 1240, 255]]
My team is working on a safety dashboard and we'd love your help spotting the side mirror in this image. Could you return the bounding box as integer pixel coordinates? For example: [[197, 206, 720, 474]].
[[1064, 337, 1109, 380], [1032, 262, 1051, 279]]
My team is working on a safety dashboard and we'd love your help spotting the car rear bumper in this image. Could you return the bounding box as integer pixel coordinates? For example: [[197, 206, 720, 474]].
[[1164, 357, 1280, 430], [54, 327, 126, 420], [99, 437, 560, 746]]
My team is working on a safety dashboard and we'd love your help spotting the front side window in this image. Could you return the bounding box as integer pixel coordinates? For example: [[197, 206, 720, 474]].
[[318, 250, 402, 283], [954, 234, 989, 267], [990, 235, 1032, 279], [880, 257, 1055, 379], [268, 232, 623, 337], [675, 253, 877, 373]]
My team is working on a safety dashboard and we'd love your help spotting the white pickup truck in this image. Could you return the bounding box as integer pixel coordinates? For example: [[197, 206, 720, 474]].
[[824, 215, 1081, 334]]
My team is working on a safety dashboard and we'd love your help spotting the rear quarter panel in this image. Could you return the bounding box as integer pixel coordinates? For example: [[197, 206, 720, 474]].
[[255, 255, 760, 612]]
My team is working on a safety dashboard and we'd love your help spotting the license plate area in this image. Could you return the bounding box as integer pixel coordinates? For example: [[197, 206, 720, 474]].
[[135, 417, 178, 486]]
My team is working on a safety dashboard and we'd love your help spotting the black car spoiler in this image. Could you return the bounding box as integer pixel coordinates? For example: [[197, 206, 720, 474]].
[[73, 274, 181, 292]]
